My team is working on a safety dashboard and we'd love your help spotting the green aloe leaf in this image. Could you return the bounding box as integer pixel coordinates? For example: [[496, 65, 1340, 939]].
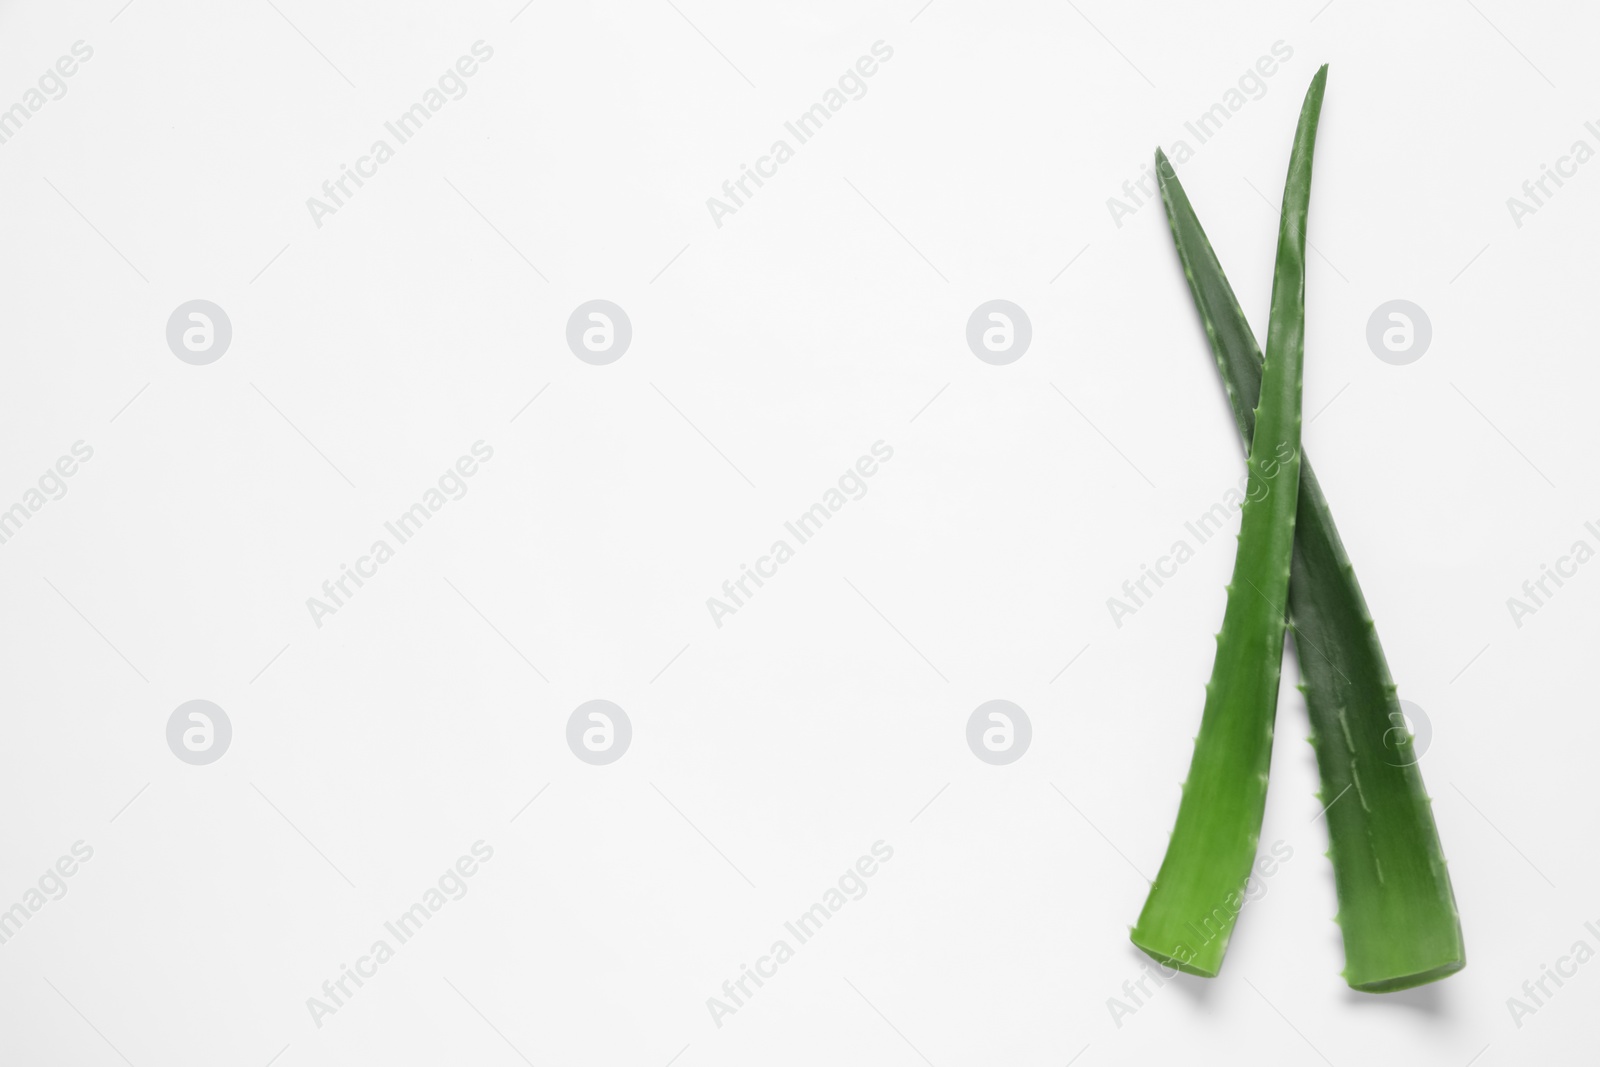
[[1153, 84, 1465, 990], [1129, 65, 1327, 977]]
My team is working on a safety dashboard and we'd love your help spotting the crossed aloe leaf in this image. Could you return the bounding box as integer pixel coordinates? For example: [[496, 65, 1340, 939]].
[[1129, 66, 1466, 992]]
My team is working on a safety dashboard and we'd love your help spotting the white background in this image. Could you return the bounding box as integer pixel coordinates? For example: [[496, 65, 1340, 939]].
[[0, 1, 1595, 1065]]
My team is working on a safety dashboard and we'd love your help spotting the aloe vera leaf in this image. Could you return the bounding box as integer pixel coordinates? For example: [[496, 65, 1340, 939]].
[[1129, 66, 1326, 977], [1153, 95, 1465, 992]]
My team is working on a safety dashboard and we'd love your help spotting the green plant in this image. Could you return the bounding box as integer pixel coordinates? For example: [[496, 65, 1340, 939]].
[[1129, 65, 1327, 977], [1152, 97, 1465, 991]]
